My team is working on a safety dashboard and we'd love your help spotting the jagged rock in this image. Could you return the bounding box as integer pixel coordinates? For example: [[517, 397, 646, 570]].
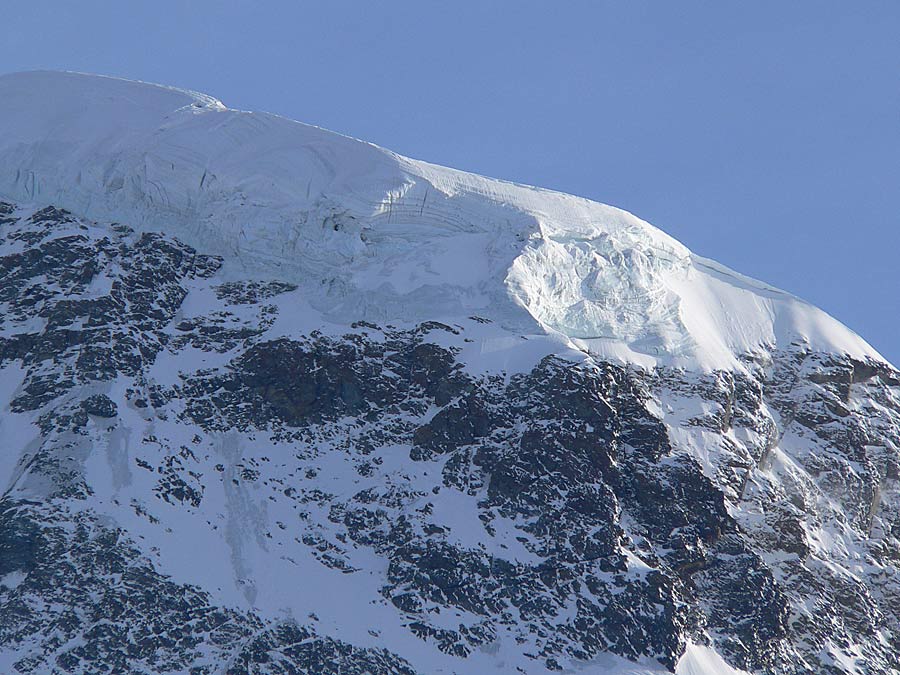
[[0, 202, 898, 675], [81, 395, 118, 418]]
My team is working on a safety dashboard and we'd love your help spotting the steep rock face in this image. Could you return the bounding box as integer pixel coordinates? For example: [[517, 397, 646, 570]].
[[0, 203, 898, 675]]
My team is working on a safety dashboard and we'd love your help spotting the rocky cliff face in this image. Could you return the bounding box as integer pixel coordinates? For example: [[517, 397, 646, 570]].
[[1, 202, 898, 674]]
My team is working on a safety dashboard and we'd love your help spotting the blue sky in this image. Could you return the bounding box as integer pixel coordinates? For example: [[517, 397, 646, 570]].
[[2, 1, 899, 363]]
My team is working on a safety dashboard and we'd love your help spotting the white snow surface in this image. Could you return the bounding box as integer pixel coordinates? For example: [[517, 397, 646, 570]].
[[569, 643, 750, 675], [0, 70, 884, 371]]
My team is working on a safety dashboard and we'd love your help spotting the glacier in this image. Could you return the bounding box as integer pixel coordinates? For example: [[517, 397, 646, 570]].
[[0, 71, 898, 675], [0, 70, 879, 372]]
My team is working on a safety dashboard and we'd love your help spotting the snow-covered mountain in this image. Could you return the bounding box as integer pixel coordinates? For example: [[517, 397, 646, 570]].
[[0, 71, 898, 675]]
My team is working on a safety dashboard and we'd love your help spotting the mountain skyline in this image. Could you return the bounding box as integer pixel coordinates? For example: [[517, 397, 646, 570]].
[[0, 71, 898, 675], [2, 2, 898, 365]]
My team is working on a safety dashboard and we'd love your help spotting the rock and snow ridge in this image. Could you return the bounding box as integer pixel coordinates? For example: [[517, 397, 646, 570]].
[[0, 71, 898, 675], [0, 70, 881, 373]]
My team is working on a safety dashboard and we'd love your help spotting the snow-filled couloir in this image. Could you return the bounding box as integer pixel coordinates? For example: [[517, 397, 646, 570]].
[[0, 70, 881, 371]]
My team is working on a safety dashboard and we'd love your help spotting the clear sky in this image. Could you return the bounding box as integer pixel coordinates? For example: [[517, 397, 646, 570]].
[[2, 1, 899, 363]]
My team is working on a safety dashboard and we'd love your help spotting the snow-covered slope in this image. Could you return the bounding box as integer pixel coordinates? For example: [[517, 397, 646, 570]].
[[1, 71, 898, 675], [0, 70, 881, 371]]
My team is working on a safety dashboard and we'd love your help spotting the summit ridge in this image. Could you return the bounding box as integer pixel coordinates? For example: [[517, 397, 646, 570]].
[[0, 70, 881, 371]]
